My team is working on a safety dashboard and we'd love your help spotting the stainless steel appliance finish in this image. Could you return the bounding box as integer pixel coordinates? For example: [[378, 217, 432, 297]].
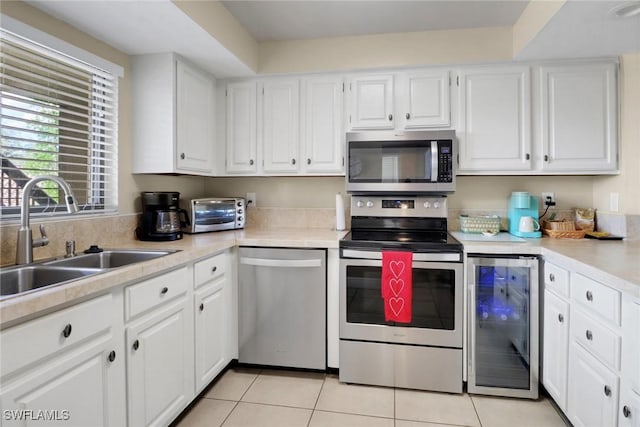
[[467, 256, 539, 399], [238, 247, 326, 370], [346, 130, 456, 194], [183, 197, 245, 233], [339, 195, 464, 393]]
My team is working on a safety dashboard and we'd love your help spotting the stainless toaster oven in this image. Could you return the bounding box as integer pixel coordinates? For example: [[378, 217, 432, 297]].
[[183, 197, 245, 233]]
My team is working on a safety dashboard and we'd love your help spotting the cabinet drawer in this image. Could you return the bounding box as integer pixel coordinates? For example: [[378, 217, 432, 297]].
[[571, 306, 621, 371], [194, 252, 227, 288], [1, 294, 112, 377], [544, 262, 570, 297], [125, 267, 188, 320], [572, 272, 621, 325]]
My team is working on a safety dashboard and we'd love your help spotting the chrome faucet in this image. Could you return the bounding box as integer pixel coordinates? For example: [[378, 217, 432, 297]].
[[16, 175, 78, 265]]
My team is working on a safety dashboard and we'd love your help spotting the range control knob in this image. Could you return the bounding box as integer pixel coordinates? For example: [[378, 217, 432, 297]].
[[433, 202, 440, 209], [356, 200, 364, 208], [237, 201, 243, 207], [423, 201, 431, 208], [366, 201, 374, 208], [238, 209, 243, 215]]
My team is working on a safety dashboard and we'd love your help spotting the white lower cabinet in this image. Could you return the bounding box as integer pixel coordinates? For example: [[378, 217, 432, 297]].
[[194, 282, 226, 392], [620, 387, 640, 427], [569, 342, 619, 427], [126, 296, 194, 427], [0, 294, 125, 427], [542, 289, 570, 411]]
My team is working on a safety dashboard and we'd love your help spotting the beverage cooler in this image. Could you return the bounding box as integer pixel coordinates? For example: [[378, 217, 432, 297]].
[[467, 255, 539, 399]]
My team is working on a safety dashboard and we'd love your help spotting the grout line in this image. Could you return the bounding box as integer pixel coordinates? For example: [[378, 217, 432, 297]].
[[469, 393, 483, 427]]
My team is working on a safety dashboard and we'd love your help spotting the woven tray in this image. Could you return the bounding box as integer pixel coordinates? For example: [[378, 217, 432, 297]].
[[543, 220, 575, 231], [459, 215, 501, 234], [543, 229, 585, 239]]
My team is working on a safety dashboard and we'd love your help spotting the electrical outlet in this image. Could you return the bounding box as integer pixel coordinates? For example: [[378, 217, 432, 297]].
[[246, 192, 256, 207], [542, 192, 556, 206]]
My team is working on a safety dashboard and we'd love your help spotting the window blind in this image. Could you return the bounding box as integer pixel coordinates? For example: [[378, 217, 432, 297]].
[[0, 29, 118, 220]]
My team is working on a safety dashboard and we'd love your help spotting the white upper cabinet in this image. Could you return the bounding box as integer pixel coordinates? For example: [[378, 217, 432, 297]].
[[399, 70, 451, 128], [176, 61, 215, 173], [457, 65, 532, 172], [538, 61, 618, 173], [348, 75, 395, 130], [301, 76, 345, 174], [262, 79, 300, 173], [226, 81, 258, 174], [132, 53, 215, 175]]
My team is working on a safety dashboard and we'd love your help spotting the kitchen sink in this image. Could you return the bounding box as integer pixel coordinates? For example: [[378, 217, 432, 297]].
[[0, 265, 104, 298], [44, 249, 178, 269], [1, 249, 179, 300]]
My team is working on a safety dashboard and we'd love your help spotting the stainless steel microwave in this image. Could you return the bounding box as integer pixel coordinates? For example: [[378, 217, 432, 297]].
[[182, 198, 245, 233], [346, 130, 456, 194]]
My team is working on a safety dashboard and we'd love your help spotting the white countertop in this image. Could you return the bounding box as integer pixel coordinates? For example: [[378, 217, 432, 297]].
[[453, 231, 640, 299]]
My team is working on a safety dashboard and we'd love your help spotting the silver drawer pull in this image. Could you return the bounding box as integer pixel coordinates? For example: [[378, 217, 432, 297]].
[[586, 330, 593, 340], [558, 314, 564, 323], [604, 385, 611, 397], [160, 287, 169, 295], [586, 290, 593, 301], [62, 324, 72, 338], [623, 406, 631, 418], [211, 266, 217, 273], [549, 273, 555, 282]]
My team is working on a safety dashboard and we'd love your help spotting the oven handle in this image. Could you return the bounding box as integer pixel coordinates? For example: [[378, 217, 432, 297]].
[[240, 257, 322, 268], [341, 249, 460, 262]]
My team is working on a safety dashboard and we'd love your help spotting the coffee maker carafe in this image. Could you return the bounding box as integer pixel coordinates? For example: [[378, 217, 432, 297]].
[[136, 192, 189, 241]]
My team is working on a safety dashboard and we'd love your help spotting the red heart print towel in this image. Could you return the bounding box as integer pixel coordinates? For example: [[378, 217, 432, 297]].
[[381, 251, 413, 323]]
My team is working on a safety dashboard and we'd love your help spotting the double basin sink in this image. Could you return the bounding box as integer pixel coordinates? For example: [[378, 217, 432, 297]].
[[0, 249, 178, 300]]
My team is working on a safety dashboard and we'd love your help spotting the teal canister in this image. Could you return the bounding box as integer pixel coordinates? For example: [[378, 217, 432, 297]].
[[511, 192, 531, 208]]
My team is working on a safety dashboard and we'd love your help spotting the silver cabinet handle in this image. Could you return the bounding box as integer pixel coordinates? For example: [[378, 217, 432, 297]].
[[586, 290, 593, 301], [604, 385, 611, 397], [249, 159, 254, 166], [549, 273, 555, 282], [307, 158, 311, 165], [586, 330, 593, 340], [62, 324, 72, 338], [544, 155, 549, 162], [623, 406, 631, 418], [211, 266, 217, 273], [180, 153, 185, 160], [525, 153, 530, 160], [239, 257, 321, 268], [388, 114, 393, 121], [558, 313, 564, 323], [291, 158, 296, 165], [405, 113, 410, 120]]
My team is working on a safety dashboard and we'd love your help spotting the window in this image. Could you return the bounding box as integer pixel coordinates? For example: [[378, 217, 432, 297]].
[[0, 28, 118, 220]]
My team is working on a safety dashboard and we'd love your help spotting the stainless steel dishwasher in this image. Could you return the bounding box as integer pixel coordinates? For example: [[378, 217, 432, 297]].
[[238, 247, 326, 370]]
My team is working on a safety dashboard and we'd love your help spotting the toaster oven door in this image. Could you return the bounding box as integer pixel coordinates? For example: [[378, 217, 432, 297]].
[[191, 200, 237, 232]]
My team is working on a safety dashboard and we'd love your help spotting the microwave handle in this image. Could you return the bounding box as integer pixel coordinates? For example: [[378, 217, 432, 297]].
[[431, 141, 438, 182]]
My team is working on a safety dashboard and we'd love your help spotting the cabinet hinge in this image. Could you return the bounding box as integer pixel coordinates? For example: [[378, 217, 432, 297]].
[[349, 115, 352, 123], [350, 83, 352, 92], [456, 76, 460, 86], [342, 83, 345, 92], [342, 157, 345, 167], [449, 76, 451, 86], [457, 153, 460, 165], [262, 88, 264, 94], [225, 89, 227, 96]]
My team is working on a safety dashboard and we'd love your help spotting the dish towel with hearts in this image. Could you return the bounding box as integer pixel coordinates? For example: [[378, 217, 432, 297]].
[[381, 251, 413, 323]]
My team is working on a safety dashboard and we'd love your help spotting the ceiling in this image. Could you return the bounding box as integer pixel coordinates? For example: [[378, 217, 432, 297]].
[[21, 0, 640, 78], [220, 1, 529, 42]]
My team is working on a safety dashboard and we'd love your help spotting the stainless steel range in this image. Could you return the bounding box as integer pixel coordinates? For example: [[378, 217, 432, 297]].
[[339, 195, 463, 393]]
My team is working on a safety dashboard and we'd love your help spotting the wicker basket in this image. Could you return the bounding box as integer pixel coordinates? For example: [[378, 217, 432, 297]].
[[543, 229, 585, 239], [544, 220, 576, 231], [459, 215, 501, 234]]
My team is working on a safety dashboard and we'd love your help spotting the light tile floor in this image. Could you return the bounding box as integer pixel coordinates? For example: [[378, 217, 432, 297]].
[[175, 367, 568, 427]]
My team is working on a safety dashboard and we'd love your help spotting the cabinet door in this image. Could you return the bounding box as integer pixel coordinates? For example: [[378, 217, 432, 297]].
[[262, 79, 300, 173], [543, 290, 570, 411], [0, 335, 124, 427], [568, 342, 619, 427], [622, 300, 640, 396], [619, 387, 640, 427], [127, 299, 193, 427], [176, 60, 214, 173], [348, 75, 394, 130], [401, 70, 450, 128], [226, 82, 258, 173], [194, 279, 227, 393], [538, 62, 618, 172], [457, 66, 532, 172], [302, 76, 344, 174]]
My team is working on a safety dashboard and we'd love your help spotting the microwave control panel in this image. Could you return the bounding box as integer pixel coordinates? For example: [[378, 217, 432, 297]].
[[438, 141, 454, 183]]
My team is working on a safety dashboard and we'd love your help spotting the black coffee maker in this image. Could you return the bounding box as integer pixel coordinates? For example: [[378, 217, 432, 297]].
[[136, 192, 189, 241]]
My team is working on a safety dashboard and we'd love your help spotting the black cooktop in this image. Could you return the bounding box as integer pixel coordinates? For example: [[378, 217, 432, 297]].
[[340, 229, 462, 253]]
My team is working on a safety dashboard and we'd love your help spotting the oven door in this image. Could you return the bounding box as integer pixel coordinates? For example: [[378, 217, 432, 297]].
[[340, 252, 463, 348]]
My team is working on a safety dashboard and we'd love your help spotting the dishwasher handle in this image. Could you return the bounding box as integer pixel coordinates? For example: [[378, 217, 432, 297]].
[[240, 257, 322, 268]]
